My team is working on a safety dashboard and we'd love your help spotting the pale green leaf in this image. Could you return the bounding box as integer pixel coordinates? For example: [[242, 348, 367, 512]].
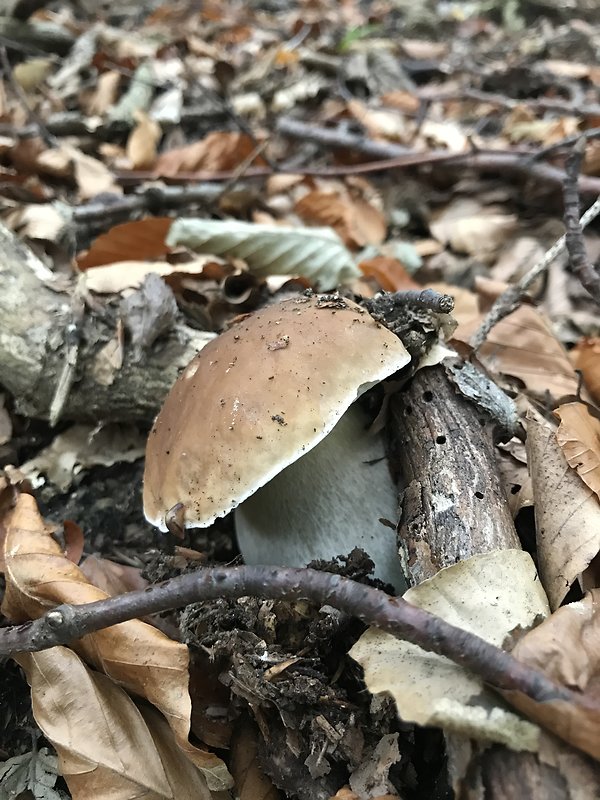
[[166, 218, 360, 288]]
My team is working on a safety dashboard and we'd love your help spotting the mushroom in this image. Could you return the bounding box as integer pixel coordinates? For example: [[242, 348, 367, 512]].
[[143, 292, 411, 590]]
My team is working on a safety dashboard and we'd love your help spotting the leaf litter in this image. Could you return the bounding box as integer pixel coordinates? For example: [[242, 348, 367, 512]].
[[3, 1, 600, 798]]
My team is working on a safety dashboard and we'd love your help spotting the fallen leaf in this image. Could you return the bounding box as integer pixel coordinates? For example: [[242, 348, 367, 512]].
[[455, 304, 579, 401], [16, 647, 215, 800], [420, 119, 467, 152], [127, 110, 162, 169], [573, 337, 600, 405], [526, 408, 600, 609], [349, 734, 401, 799], [295, 189, 386, 248], [77, 218, 174, 269], [429, 198, 517, 258], [80, 554, 148, 595], [19, 423, 145, 492], [83, 256, 221, 294], [154, 131, 266, 177], [502, 590, 600, 765], [13, 58, 53, 92], [2, 494, 232, 791], [359, 255, 420, 292], [230, 719, 281, 800], [8, 203, 68, 243], [85, 70, 121, 116], [346, 99, 412, 142], [63, 519, 84, 565], [350, 550, 547, 749], [167, 218, 361, 288], [555, 402, 600, 501], [0, 747, 63, 800]]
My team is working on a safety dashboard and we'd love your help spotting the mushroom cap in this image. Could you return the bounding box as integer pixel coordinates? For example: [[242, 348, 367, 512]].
[[143, 293, 410, 531]]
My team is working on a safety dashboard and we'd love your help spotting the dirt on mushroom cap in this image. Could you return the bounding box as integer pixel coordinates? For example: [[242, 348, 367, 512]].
[[143, 293, 411, 531]]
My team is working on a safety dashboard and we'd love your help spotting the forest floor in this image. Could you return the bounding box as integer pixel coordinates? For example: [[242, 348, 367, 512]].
[[2, 1, 600, 799]]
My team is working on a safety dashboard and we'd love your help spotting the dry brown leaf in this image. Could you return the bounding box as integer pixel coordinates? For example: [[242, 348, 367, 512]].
[[573, 337, 600, 405], [85, 70, 121, 116], [346, 99, 412, 142], [154, 131, 266, 177], [16, 647, 215, 800], [2, 494, 232, 791], [380, 90, 420, 114], [80, 554, 148, 595], [295, 189, 386, 249], [500, 590, 600, 764], [230, 719, 281, 800], [455, 304, 579, 401], [52, 143, 121, 200], [526, 408, 600, 609], [429, 198, 517, 258], [77, 218, 174, 269], [359, 256, 420, 292], [83, 256, 221, 294], [127, 110, 162, 169], [556, 402, 600, 500], [63, 519, 84, 565]]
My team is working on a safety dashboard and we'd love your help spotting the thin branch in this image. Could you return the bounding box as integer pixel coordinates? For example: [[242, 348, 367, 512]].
[[3, 564, 600, 761], [470, 193, 600, 351], [563, 138, 600, 303], [0, 565, 571, 697], [417, 87, 600, 119]]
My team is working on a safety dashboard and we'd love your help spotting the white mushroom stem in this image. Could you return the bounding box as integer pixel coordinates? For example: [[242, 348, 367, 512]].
[[234, 403, 407, 593]]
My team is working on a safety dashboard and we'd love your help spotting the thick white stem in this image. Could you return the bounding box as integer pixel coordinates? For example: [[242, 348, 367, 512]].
[[235, 404, 407, 593]]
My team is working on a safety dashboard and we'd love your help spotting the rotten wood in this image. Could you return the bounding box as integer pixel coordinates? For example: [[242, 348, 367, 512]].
[[386, 365, 600, 799], [0, 223, 214, 422]]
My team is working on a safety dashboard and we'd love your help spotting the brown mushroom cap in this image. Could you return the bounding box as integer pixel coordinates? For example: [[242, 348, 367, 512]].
[[143, 293, 410, 531]]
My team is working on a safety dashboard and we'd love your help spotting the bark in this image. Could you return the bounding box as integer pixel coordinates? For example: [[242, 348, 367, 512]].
[[386, 365, 600, 799], [0, 223, 213, 423]]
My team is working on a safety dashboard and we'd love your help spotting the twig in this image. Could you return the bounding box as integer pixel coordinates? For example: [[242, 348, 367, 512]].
[[526, 126, 600, 164], [418, 87, 600, 119], [470, 193, 600, 351], [275, 117, 600, 196], [0, 566, 578, 697], [563, 138, 600, 303], [3, 564, 600, 760]]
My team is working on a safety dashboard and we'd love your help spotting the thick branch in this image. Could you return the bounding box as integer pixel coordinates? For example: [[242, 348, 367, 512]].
[[386, 365, 589, 798], [0, 223, 213, 422]]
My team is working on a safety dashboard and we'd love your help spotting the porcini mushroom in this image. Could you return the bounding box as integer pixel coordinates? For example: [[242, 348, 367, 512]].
[[143, 292, 411, 590]]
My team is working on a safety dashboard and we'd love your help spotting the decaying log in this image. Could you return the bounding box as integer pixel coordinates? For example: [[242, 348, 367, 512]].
[[0, 223, 213, 423], [386, 365, 600, 799]]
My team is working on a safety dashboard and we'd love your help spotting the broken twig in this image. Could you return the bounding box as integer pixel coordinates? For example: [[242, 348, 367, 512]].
[[563, 138, 600, 303], [471, 192, 600, 351]]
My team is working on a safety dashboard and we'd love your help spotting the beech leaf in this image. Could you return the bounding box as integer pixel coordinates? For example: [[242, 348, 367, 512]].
[[166, 218, 361, 288]]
